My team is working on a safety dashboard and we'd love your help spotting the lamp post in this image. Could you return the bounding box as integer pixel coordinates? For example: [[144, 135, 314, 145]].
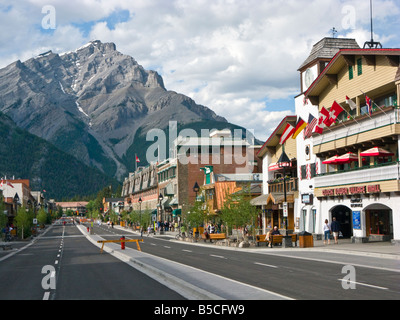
[[193, 182, 200, 201], [138, 197, 142, 232], [277, 149, 292, 248], [158, 193, 164, 234]]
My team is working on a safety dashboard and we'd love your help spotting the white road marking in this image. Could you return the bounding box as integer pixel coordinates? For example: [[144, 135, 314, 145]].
[[182, 250, 193, 253], [43, 292, 50, 300], [254, 262, 278, 269], [210, 254, 226, 259], [338, 279, 388, 290]]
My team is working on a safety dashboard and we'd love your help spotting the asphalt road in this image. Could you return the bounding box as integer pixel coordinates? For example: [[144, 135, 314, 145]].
[[0, 220, 184, 300], [90, 223, 400, 300]]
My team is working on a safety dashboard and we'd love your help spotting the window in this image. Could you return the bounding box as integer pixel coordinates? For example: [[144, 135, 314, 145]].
[[357, 58, 362, 76], [301, 165, 307, 179], [349, 65, 353, 80]]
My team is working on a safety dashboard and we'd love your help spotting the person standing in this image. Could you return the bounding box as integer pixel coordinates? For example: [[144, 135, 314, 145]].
[[323, 219, 331, 245], [330, 217, 340, 244]]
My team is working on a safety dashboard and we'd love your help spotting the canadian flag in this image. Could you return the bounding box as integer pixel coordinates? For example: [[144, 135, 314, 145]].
[[136, 155, 140, 163]]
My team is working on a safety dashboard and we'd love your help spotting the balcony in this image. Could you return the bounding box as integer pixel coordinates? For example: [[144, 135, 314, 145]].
[[268, 178, 298, 193], [315, 162, 400, 189], [313, 107, 400, 155]]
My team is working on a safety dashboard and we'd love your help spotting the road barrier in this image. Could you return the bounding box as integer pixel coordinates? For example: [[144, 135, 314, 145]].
[[97, 238, 143, 253]]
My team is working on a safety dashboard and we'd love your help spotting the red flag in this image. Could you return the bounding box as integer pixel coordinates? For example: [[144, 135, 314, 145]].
[[327, 101, 344, 125], [136, 155, 140, 163], [319, 106, 332, 128], [279, 123, 295, 145], [365, 96, 373, 116]]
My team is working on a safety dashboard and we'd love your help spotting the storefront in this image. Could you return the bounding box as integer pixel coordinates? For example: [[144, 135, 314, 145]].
[[316, 183, 396, 243]]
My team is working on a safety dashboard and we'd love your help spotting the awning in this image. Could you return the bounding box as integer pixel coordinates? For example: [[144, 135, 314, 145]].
[[172, 209, 181, 216], [250, 194, 269, 206], [268, 162, 292, 171], [360, 147, 394, 157]]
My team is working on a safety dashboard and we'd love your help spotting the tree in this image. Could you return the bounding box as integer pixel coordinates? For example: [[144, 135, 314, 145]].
[[37, 208, 48, 227], [14, 207, 33, 240], [183, 200, 207, 233], [220, 185, 258, 241]]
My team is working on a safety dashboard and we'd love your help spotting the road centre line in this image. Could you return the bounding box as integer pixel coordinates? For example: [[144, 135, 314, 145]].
[[254, 262, 278, 269], [182, 249, 193, 253], [338, 279, 388, 290], [210, 254, 226, 259]]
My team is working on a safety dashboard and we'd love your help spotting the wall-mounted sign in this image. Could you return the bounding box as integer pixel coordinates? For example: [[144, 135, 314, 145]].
[[321, 184, 381, 197]]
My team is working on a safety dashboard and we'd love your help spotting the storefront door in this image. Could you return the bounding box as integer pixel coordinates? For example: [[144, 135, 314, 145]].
[[331, 205, 353, 238]]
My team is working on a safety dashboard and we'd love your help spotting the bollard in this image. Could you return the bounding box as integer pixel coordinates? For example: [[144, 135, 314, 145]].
[[120, 236, 125, 250], [87, 227, 90, 232]]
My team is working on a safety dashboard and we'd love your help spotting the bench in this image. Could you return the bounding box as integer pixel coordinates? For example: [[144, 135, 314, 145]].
[[201, 233, 226, 242], [269, 234, 298, 247], [256, 234, 269, 247]]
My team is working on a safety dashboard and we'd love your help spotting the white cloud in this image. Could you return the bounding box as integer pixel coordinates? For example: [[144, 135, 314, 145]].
[[1, 0, 399, 141]]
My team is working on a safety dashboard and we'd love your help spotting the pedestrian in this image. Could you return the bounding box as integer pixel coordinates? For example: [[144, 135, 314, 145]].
[[330, 217, 340, 244], [323, 219, 331, 245]]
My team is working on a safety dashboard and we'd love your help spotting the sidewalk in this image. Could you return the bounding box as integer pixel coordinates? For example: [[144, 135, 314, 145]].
[[112, 225, 400, 260]]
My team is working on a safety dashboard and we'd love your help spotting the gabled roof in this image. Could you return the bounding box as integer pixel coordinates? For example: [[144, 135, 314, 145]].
[[256, 116, 297, 158], [305, 48, 400, 100]]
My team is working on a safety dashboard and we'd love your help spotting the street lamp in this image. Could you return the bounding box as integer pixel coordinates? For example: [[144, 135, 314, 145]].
[[193, 182, 200, 201], [138, 197, 142, 233], [158, 193, 164, 234], [277, 150, 291, 245]]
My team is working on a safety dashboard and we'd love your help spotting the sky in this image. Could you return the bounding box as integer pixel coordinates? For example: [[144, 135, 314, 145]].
[[1, 0, 399, 141]]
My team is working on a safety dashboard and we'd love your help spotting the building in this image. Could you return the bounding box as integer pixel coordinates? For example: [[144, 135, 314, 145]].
[[295, 37, 361, 236], [300, 40, 400, 243], [253, 116, 299, 235], [121, 163, 159, 222], [56, 202, 89, 215], [121, 129, 262, 226], [1, 179, 36, 220]]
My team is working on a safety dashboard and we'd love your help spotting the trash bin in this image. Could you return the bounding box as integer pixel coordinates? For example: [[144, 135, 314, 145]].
[[298, 231, 314, 248]]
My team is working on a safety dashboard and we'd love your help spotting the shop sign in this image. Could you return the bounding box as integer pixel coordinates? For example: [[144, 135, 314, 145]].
[[321, 184, 381, 197]]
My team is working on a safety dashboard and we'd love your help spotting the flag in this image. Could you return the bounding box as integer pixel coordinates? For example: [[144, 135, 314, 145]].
[[304, 114, 318, 139], [314, 107, 329, 134], [279, 123, 295, 145], [0, 179, 3, 188], [292, 117, 307, 139], [327, 101, 344, 125], [7, 181, 14, 188], [365, 95, 373, 116], [136, 155, 140, 163], [346, 96, 357, 110]]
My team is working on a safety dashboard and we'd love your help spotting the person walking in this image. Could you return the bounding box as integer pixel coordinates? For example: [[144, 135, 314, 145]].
[[330, 217, 340, 244], [323, 219, 331, 245]]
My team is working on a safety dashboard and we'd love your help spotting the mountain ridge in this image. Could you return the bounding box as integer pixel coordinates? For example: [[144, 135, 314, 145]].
[[0, 40, 252, 181]]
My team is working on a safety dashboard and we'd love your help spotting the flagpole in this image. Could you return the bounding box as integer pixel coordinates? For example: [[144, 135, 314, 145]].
[[339, 102, 360, 125], [361, 90, 388, 116], [135, 153, 137, 172]]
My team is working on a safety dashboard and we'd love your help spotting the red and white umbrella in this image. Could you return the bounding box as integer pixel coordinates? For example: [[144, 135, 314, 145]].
[[360, 147, 394, 157], [322, 155, 340, 165], [336, 152, 359, 164]]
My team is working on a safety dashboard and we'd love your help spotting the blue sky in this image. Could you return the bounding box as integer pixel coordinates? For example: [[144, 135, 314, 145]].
[[0, 0, 399, 141]]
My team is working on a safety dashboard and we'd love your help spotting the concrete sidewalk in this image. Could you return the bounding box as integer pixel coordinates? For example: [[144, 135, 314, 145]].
[[111, 225, 400, 260], [77, 224, 293, 300]]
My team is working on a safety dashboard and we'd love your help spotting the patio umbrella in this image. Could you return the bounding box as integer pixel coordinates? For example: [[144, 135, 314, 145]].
[[360, 147, 394, 157], [336, 152, 359, 164], [322, 155, 340, 165]]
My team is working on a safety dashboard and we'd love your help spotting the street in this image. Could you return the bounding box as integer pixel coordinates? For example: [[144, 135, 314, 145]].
[[0, 220, 184, 300], [0, 219, 399, 300]]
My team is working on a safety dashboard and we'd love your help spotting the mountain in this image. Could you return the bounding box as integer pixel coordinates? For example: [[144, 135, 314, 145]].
[[0, 40, 254, 181], [0, 111, 118, 200]]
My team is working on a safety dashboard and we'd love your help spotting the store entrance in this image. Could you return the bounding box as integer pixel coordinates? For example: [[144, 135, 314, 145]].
[[365, 207, 392, 240], [331, 205, 353, 238]]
